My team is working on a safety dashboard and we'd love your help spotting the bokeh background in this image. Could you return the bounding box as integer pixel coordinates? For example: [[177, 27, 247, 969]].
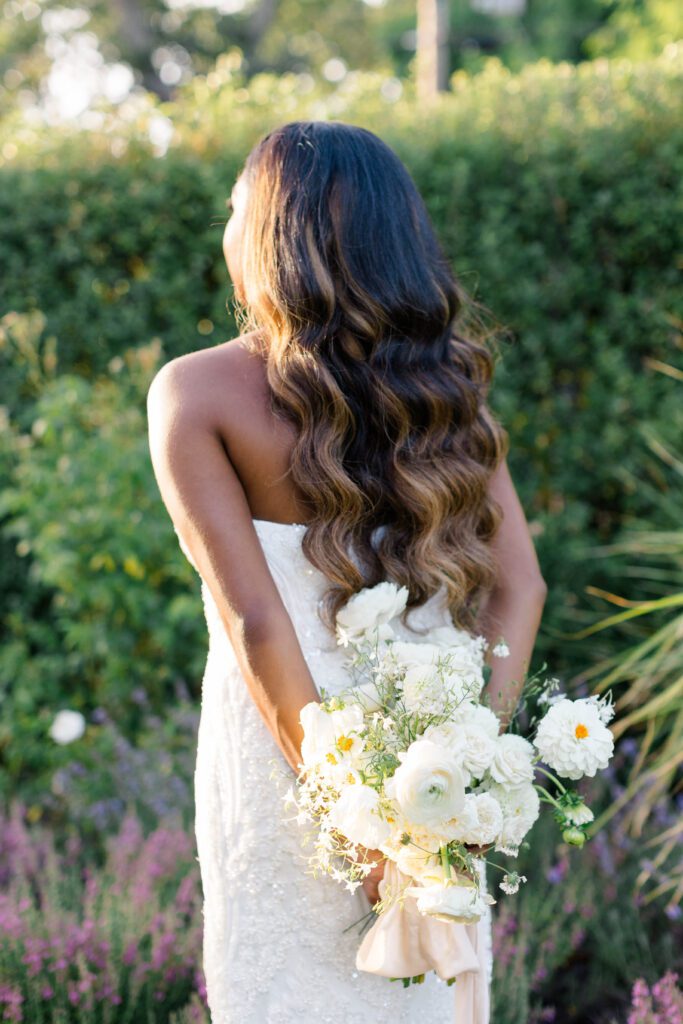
[[0, 1, 682, 1020]]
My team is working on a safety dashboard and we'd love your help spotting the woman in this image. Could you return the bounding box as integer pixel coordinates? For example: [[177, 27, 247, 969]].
[[147, 120, 547, 1023]]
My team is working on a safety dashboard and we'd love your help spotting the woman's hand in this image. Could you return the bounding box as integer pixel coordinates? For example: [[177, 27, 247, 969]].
[[351, 845, 386, 906]]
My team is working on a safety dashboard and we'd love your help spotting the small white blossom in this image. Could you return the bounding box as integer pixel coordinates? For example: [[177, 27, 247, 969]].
[[500, 872, 527, 895], [49, 709, 86, 745], [492, 640, 510, 658]]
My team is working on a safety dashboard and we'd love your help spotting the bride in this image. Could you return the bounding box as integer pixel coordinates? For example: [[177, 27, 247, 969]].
[[147, 120, 547, 1023]]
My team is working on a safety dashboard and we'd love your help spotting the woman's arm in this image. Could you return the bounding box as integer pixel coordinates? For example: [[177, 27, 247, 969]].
[[147, 355, 320, 776], [475, 458, 548, 732]]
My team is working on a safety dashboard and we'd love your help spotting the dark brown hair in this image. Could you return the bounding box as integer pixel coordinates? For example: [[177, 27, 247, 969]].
[[234, 119, 509, 632]]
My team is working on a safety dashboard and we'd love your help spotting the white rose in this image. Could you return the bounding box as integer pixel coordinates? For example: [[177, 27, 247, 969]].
[[385, 740, 466, 829], [335, 582, 409, 644], [49, 709, 86, 745], [489, 733, 536, 787], [405, 881, 495, 924], [450, 701, 501, 740], [299, 701, 365, 768], [447, 792, 504, 846], [422, 720, 497, 786], [327, 783, 392, 849], [486, 781, 540, 853], [382, 640, 443, 671], [533, 698, 614, 780]]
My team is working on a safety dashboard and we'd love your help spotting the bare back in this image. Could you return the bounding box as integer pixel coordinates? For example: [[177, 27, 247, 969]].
[[169, 332, 313, 526]]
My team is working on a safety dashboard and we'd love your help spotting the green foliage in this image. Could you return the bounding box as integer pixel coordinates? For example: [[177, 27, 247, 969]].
[[0, 333, 205, 794], [0, 50, 682, 792]]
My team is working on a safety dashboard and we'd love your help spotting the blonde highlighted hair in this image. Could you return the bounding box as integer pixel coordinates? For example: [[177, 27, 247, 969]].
[[233, 120, 509, 633]]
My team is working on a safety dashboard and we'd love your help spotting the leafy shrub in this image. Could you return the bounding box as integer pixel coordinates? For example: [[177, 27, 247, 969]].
[[0, 337, 205, 796]]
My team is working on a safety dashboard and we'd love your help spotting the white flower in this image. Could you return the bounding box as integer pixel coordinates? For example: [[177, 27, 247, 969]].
[[385, 739, 466, 829], [352, 680, 384, 713], [486, 781, 540, 853], [422, 720, 497, 786], [327, 783, 392, 849], [446, 790, 505, 847], [489, 733, 536, 787], [405, 880, 495, 924], [492, 640, 510, 658], [382, 640, 443, 671], [500, 872, 527, 895], [335, 582, 408, 645], [299, 701, 365, 768], [49, 709, 86, 745], [579, 692, 616, 725], [449, 700, 501, 739], [563, 802, 594, 826], [533, 698, 614, 780]]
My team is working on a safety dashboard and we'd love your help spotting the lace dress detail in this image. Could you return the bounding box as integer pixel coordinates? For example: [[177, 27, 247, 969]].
[[177, 520, 493, 1023]]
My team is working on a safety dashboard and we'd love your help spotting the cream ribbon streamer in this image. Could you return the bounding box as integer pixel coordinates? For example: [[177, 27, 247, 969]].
[[355, 860, 490, 1023]]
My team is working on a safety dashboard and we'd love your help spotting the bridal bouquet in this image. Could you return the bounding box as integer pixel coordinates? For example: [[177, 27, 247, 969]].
[[285, 580, 616, 986]]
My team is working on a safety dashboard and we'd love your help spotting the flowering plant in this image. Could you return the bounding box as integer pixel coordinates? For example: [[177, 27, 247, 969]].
[[286, 580, 616, 978]]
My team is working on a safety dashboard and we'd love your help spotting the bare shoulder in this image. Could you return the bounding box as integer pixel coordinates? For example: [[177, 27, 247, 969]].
[[146, 333, 268, 427]]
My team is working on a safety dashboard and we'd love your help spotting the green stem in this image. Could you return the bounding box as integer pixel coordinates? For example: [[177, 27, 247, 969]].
[[440, 844, 451, 881], [534, 783, 563, 809], [533, 762, 568, 794]]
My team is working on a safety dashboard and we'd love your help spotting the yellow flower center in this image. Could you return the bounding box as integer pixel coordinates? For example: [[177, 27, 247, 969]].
[[386, 816, 395, 823], [337, 735, 354, 752], [575, 723, 589, 739], [346, 773, 356, 784], [326, 752, 337, 764]]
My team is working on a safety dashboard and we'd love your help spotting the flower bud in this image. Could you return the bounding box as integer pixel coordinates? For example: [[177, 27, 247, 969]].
[[562, 826, 586, 847]]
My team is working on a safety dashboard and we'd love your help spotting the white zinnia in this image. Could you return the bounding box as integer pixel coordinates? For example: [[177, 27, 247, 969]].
[[385, 739, 466, 829], [335, 582, 408, 645], [405, 881, 495, 924], [533, 698, 614, 780], [486, 781, 540, 854], [328, 783, 392, 849], [489, 733, 536, 788], [563, 802, 594, 826], [49, 709, 86, 744]]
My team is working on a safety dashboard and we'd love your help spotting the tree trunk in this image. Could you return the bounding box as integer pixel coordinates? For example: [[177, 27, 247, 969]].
[[416, 0, 450, 100]]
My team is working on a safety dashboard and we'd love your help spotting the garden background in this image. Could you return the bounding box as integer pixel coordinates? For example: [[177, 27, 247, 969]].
[[0, 0, 682, 1020]]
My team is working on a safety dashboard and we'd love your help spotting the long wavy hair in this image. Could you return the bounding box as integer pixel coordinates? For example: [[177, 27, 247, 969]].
[[232, 120, 510, 634]]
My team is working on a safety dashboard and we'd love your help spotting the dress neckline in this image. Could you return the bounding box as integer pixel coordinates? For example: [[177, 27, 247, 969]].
[[252, 517, 309, 530]]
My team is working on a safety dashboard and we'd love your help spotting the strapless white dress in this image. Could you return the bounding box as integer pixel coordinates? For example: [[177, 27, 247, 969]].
[[175, 518, 493, 1023]]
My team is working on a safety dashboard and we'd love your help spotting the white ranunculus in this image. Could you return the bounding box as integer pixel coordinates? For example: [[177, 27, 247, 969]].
[[327, 783, 392, 849], [405, 880, 495, 924], [49, 709, 86, 745], [335, 582, 409, 645], [489, 733, 536, 788], [384, 739, 466, 829], [446, 792, 504, 846], [422, 721, 497, 786], [486, 781, 540, 853], [299, 701, 365, 768], [533, 698, 614, 780]]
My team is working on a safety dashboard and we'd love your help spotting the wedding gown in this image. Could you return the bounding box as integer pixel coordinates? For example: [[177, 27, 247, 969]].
[[176, 518, 493, 1023]]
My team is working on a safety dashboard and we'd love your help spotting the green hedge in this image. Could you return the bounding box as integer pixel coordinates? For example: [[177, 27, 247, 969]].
[[1, 52, 682, 790]]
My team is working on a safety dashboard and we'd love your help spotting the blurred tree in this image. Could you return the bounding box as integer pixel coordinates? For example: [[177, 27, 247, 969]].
[[585, 0, 683, 59]]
